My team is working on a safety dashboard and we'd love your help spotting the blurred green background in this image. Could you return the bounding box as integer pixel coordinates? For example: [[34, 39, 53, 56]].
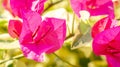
[[0, 0, 120, 67]]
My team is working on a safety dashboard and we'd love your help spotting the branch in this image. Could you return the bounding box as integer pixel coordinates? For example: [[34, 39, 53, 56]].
[[53, 53, 79, 67], [65, 33, 75, 40], [0, 54, 24, 64], [43, 0, 63, 13], [72, 13, 75, 34]]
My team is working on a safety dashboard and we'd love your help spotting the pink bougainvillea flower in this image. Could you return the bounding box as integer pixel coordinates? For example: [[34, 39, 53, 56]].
[[19, 10, 66, 62], [93, 26, 120, 67], [70, 0, 115, 18], [8, 20, 22, 38], [10, 0, 46, 17], [91, 17, 117, 38], [2, 0, 15, 17]]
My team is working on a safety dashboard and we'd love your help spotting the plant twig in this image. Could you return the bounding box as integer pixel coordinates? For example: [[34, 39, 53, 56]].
[[65, 33, 75, 40], [53, 53, 79, 67], [67, 24, 71, 34], [43, 0, 63, 13], [0, 54, 24, 64], [117, 18, 120, 21], [72, 13, 75, 34]]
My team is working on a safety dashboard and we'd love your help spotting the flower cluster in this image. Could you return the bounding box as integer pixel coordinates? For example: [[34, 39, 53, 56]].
[[70, 0, 119, 67], [92, 17, 120, 67], [70, 0, 115, 18], [3, 0, 120, 66], [6, 0, 66, 62]]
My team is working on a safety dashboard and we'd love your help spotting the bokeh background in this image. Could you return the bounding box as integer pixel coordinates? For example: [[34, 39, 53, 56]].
[[0, 0, 120, 67]]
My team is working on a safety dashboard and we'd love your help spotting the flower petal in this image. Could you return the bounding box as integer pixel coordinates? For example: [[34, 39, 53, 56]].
[[20, 10, 49, 45], [70, 0, 115, 18], [107, 55, 120, 67], [93, 26, 120, 55], [32, 17, 66, 54], [10, 0, 46, 17], [8, 20, 22, 38], [19, 10, 42, 43], [43, 18, 66, 53], [70, 0, 86, 17], [10, 0, 27, 17], [91, 17, 117, 38], [19, 11, 66, 62], [88, 1, 115, 18], [20, 41, 53, 62], [31, 0, 46, 14], [22, 10, 42, 32]]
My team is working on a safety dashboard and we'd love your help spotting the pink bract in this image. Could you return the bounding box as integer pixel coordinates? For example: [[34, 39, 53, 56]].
[[19, 10, 66, 62], [10, 0, 46, 17], [70, 0, 115, 18], [93, 26, 120, 67], [8, 20, 22, 38], [91, 17, 117, 38], [107, 56, 120, 67]]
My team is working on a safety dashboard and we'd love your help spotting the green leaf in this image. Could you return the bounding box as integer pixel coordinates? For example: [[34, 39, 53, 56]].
[[78, 20, 91, 35], [71, 29, 92, 49]]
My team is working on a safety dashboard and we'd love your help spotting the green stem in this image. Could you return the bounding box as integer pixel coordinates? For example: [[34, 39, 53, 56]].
[[49, 0, 53, 4], [0, 54, 24, 64], [67, 24, 71, 34], [53, 53, 79, 67], [117, 18, 120, 21], [72, 13, 75, 34], [65, 33, 74, 40], [43, 0, 63, 13]]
